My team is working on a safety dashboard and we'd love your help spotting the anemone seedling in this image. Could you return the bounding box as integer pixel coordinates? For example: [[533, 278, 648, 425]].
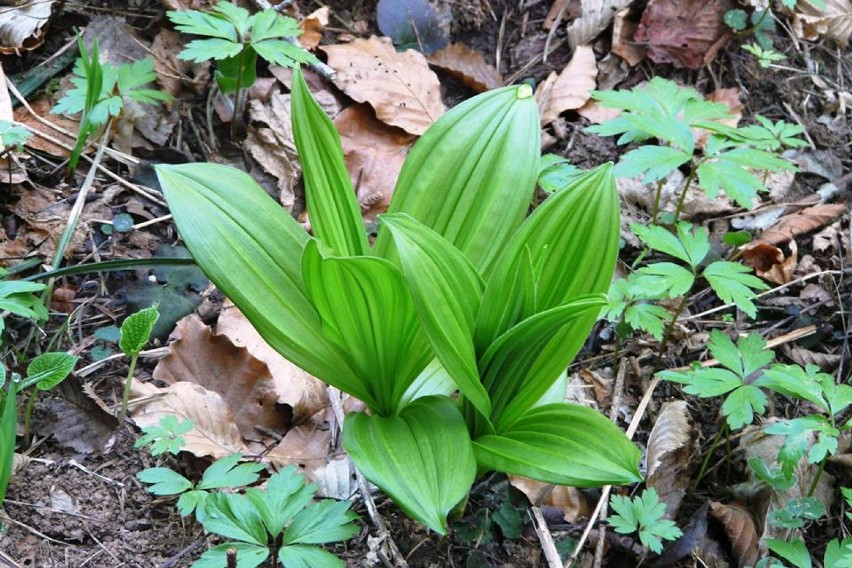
[[155, 69, 642, 534]]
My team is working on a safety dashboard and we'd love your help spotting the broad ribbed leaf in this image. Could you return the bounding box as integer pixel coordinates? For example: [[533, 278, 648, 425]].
[[291, 67, 368, 257], [475, 164, 620, 351], [155, 163, 356, 391], [381, 213, 490, 416], [478, 296, 605, 431], [23, 352, 77, 392], [302, 241, 429, 414], [343, 396, 476, 534], [374, 85, 540, 274], [119, 306, 159, 357], [473, 403, 642, 486]]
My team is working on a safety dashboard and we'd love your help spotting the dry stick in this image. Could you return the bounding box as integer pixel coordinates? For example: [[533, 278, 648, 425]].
[[542, 0, 568, 63], [326, 387, 409, 568], [565, 324, 817, 567], [531, 507, 562, 568]]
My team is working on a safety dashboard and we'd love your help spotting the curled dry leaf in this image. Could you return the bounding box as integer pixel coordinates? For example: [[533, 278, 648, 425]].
[[427, 43, 503, 93], [130, 380, 247, 459], [299, 6, 329, 51], [333, 103, 415, 222], [152, 315, 288, 442], [508, 476, 591, 522], [756, 203, 847, 246], [812, 221, 847, 255], [565, 0, 633, 48], [647, 401, 696, 517], [611, 8, 647, 66], [742, 240, 798, 286], [635, 0, 735, 69], [709, 502, 760, 568], [787, 0, 852, 47], [0, 0, 53, 53], [536, 45, 597, 126], [322, 36, 445, 135]]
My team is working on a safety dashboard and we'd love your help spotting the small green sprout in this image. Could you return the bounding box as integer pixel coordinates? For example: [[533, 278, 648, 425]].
[[743, 43, 787, 68], [117, 306, 159, 424], [135, 415, 195, 456], [608, 488, 682, 554]]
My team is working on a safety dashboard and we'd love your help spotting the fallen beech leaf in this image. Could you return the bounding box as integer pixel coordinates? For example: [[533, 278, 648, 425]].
[[333, 103, 415, 222], [427, 43, 503, 92], [299, 6, 329, 51], [322, 36, 445, 135], [756, 204, 847, 246], [151, 28, 211, 97], [0, 0, 53, 53], [216, 302, 328, 422], [309, 456, 357, 500], [245, 92, 300, 212], [635, 0, 735, 69], [709, 501, 760, 567], [566, 0, 633, 48], [509, 476, 591, 522], [782, 344, 841, 371], [788, 0, 852, 47], [812, 222, 845, 254], [536, 45, 597, 125], [44, 377, 118, 455], [577, 99, 622, 124], [611, 8, 646, 66], [130, 380, 247, 459], [153, 315, 288, 442], [743, 241, 798, 285], [647, 401, 696, 516], [270, 65, 343, 118]]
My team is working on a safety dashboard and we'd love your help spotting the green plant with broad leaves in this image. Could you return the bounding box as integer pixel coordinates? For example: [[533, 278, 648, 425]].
[[138, 451, 358, 566], [587, 77, 802, 223], [117, 306, 159, 424], [135, 415, 195, 456], [0, 120, 32, 153], [608, 488, 682, 554], [53, 33, 172, 179], [168, 1, 318, 134], [0, 352, 77, 507], [0, 268, 47, 346], [155, 68, 642, 533]]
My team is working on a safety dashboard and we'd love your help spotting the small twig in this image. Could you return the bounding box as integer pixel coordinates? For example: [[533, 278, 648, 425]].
[[531, 507, 562, 568], [76, 346, 169, 377], [1, 515, 73, 546], [543, 2, 568, 63]]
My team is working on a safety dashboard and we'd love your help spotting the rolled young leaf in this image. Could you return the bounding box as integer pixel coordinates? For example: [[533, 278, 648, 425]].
[[380, 213, 490, 417], [155, 163, 358, 393], [302, 240, 430, 414], [374, 84, 540, 274], [343, 396, 476, 535], [291, 67, 368, 257], [474, 403, 642, 486]]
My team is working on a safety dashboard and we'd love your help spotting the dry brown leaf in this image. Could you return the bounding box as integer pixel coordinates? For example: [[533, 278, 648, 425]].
[[13, 96, 77, 157], [427, 43, 503, 93], [577, 99, 622, 124], [756, 203, 847, 246], [509, 477, 591, 522], [322, 36, 445, 135], [536, 45, 597, 126], [333, 103, 414, 222], [611, 8, 646, 66], [151, 28, 211, 97], [153, 315, 288, 442], [309, 456, 357, 500], [245, 92, 301, 212], [566, 0, 633, 48], [216, 302, 328, 422], [709, 502, 760, 568], [742, 241, 798, 285], [130, 380, 247, 459], [782, 344, 841, 371], [635, 0, 735, 69], [299, 6, 329, 51], [647, 401, 696, 517], [0, 0, 53, 53], [788, 0, 852, 47], [270, 66, 343, 118], [812, 221, 845, 254], [695, 88, 742, 147]]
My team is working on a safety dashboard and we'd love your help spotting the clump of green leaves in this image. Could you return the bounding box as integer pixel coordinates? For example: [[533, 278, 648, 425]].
[[53, 34, 172, 179], [588, 77, 799, 222], [168, 1, 318, 133], [743, 43, 787, 68], [608, 488, 682, 554], [117, 306, 159, 424], [0, 269, 47, 345], [0, 120, 32, 153], [135, 415, 195, 456], [137, 452, 359, 567]]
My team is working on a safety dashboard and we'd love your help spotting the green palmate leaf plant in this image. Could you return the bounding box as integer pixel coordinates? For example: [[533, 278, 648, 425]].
[[608, 488, 682, 554], [53, 33, 172, 179], [155, 69, 642, 534], [168, 1, 319, 134], [135, 415, 195, 456], [0, 269, 47, 345], [587, 78, 800, 223]]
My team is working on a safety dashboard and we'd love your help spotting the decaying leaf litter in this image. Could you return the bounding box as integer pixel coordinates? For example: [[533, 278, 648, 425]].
[[0, 0, 850, 566]]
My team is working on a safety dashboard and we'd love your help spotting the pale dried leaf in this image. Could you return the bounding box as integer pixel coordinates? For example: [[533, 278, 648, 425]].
[[12, 453, 31, 477], [216, 302, 328, 422], [245, 92, 300, 212], [309, 456, 357, 500], [151, 28, 211, 97], [300, 6, 330, 51], [709, 502, 760, 568], [322, 36, 445, 135], [153, 315, 288, 442], [270, 66, 343, 118], [427, 43, 503, 92], [647, 401, 695, 516], [782, 344, 841, 371], [611, 8, 646, 66], [635, 0, 735, 69], [265, 410, 332, 465], [577, 99, 622, 123], [789, 0, 852, 47], [333, 103, 415, 222], [509, 477, 591, 522], [756, 203, 847, 246], [0, 0, 53, 52], [566, 0, 633, 48], [536, 45, 597, 125], [130, 380, 247, 459], [812, 221, 844, 254]]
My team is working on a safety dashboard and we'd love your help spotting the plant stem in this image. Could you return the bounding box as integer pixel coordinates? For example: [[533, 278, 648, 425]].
[[693, 422, 728, 490], [651, 179, 665, 225], [658, 294, 690, 357], [22, 390, 37, 447], [230, 51, 247, 140], [673, 166, 698, 224], [806, 457, 827, 497], [118, 352, 139, 425]]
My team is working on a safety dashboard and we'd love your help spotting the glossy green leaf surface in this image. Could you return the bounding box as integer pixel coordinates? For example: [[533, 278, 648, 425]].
[[23, 352, 78, 392], [119, 306, 159, 357], [343, 396, 476, 534], [291, 67, 368, 257], [381, 213, 490, 416], [474, 403, 642, 486]]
